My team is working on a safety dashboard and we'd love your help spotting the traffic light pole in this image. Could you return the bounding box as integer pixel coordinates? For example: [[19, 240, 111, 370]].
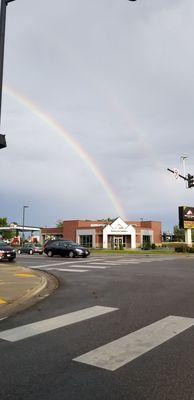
[[0, 0, 15, 149], [167, 168, 194, 188], [167, 168, 187, 181]]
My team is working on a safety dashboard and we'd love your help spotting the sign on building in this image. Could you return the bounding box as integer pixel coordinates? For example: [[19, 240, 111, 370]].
[[179, 206, 194, 229]]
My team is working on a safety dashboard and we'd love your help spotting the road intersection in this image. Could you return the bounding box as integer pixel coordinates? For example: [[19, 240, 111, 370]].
[[1, 254, 194, 399]]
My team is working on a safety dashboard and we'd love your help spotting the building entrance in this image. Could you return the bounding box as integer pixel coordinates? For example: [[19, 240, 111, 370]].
[[114, 236, 123, 249]]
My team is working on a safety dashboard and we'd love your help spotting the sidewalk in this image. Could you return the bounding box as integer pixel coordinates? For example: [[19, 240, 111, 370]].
[[0, 263, 58, 319]]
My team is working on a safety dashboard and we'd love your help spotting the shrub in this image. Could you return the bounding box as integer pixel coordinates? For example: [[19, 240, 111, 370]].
[[142, 243, 151, 250], [188, 246, 194, 253], [151, 243, 156, 250], [175, 244, 189, 252]]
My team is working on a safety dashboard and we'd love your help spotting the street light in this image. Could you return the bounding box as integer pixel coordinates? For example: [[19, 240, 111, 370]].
[[22, 205, 29, 245], [0, 0, 15, 149]]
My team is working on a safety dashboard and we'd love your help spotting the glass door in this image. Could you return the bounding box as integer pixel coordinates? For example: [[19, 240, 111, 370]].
[[114, 236, 123, 249]]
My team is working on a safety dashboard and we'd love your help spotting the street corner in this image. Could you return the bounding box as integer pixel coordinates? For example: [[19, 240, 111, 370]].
[[0, 263, 59, 319]]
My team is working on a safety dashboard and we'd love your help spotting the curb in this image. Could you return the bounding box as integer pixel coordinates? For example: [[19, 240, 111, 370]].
[[0, 267, 59, 319]]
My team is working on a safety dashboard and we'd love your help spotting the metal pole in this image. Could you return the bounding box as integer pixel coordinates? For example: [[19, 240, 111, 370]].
[[0, 0, 7, 127], [22, 205, 28, 245], [0, 0, 15, 149], [181, 156, 188, 188]]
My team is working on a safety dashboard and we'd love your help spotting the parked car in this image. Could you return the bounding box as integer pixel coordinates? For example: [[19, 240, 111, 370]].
[[44, 240, 90, 258], [0, 241, 16, 262], [18, 243, 43, 255]]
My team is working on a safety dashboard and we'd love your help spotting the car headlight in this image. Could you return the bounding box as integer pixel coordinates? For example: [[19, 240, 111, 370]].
[[75, 248, 84, 254]]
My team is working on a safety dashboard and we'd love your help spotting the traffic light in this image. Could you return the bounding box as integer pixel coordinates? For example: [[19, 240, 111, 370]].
[[0, 134, 6, 149], [187, 173, 194, 188]]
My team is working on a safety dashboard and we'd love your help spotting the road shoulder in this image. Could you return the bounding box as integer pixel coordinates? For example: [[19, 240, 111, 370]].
[[0, 263, 58, 319]]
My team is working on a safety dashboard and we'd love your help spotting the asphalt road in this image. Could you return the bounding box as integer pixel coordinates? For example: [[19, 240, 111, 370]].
[[1, 254, 194, 400]]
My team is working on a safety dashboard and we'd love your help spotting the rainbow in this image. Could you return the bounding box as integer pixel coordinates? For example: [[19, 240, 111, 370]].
[[4, 84, 126, 219]]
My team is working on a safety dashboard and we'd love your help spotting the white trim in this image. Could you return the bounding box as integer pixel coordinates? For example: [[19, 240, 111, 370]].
[[141, 229, 154, 245], [103, 217, 136, 249], [76, 229, 95, 247]]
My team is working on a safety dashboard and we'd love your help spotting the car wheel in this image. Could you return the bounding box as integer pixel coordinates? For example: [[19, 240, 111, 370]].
[[39, 252, 43, 255], [68, 251, 75, 258], [8, 258, 14, 262], [17, 249, 21, 254], [47, 250, 53, 257], [29, 249, 33, 255]]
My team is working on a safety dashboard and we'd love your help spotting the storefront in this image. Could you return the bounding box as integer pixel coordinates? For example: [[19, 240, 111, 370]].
[[41, 217, 162, 249], [102, 218, 136, 249]]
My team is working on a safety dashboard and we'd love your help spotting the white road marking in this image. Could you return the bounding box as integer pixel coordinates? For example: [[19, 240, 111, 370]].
[[74, 315, 194, 371], [29, 262, 71, 268], [69, 265, 106, 269], [89, 263, 119, 266], [0, 306, 118, 342], [47, 268, 88, 273]]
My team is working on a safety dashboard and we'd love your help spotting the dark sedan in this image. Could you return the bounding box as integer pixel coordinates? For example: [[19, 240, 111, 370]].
[[18, 243, 43, 255], [0, 241, 16, 262], [44, 240, 90, 258]]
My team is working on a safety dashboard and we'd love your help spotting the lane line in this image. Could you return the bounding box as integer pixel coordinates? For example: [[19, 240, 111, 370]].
[[29, 262, 72, 268], [46, 268, 88, 273], [68, 265, 106, 269], [0, 306, 118, 342], [74, 315, 194, 371]]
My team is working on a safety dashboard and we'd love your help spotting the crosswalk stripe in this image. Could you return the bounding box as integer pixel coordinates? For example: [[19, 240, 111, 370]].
[[71, 265, 106, 269], [74, 315, 194, 371], [30, 262, 71, 268], [89, 263, 119, 266], [0, 306, 118, 342], [46, 268, 88, 272]]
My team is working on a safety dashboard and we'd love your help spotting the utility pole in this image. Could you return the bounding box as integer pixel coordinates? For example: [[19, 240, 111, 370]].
[[180, 155, 188, 188], [0, 0, 15, 149], [168, 165, 194, 247], [22, 205, 29, 246]]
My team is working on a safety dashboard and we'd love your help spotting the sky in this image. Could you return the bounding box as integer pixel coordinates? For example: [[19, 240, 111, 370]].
[[0, 0, 194, 233]]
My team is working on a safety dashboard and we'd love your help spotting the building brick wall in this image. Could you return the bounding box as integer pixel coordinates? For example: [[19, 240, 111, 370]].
[[41, 219, 162, 247]]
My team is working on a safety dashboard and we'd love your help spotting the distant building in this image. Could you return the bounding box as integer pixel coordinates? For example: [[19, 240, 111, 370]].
[[41, 217, 162, 249]]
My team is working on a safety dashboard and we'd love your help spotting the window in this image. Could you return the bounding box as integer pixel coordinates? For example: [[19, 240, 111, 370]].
[[142, 235, 151, 245], [79, 235, 92, 248]]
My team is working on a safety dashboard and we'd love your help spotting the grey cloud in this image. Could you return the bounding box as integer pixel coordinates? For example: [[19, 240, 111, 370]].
[[1, 0, 194, 231]]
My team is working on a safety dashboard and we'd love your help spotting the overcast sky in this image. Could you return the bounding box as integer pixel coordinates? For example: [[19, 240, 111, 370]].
[[0, 0, 194, 232]]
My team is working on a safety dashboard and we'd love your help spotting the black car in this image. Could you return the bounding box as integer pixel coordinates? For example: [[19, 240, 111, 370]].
[[0, 241, 16, 262], [18, 243, 43, 255], [44, 240, 90, 258]]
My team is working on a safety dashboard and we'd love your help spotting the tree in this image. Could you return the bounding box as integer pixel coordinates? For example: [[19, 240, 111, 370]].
[[173, 225, 185, 242], [0, 217, 8, 227], [56, 220, 63, 228], [0, 218, 17, 240]]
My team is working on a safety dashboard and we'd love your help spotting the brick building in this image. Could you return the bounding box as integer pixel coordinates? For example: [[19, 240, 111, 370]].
[[41, 217, 162, 249]]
